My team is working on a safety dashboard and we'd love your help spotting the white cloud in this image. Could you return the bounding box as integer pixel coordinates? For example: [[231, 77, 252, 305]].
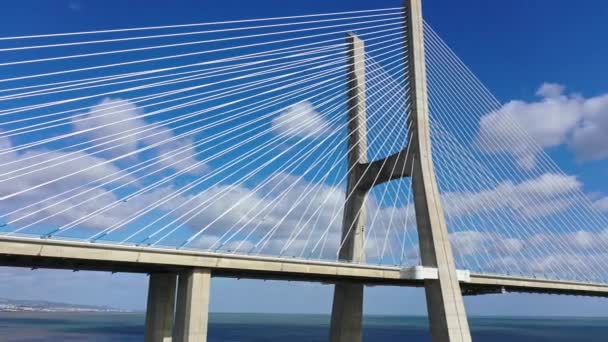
[[476, 83, 608, 168], [0, 96, 209, 233], [536, 83, 565, 98], [0, 131, 153, 230], [142, 126, 206, 176], [158, 171, 415, 263], [570, 93, 608, 160], [73, 98, 145, 158], [73, 97, 205, 175], [1, 113, 403, 259], [476, 83, 582, 169], [447, 228, 608, 282], [440, 173, 581, 219], [449, 231, 524, 257], [167, 174, 345, 257], [593, 197, 608, 213], [528, 229, 608, 253], [272, 101, 330, 139]]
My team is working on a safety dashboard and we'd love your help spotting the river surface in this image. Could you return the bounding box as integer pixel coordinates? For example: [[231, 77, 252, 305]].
[[0, 312, 606, 341]]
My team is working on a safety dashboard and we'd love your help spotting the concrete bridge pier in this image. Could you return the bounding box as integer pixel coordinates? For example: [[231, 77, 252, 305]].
[[174, 268, 212, 342], [144, 269, 212, 342], [145, 273, 177, 342], [330, 282, 364, 342]]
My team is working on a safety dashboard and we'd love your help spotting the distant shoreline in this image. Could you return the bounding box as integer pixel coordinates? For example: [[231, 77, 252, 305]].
[[0, 298, 131, 313]]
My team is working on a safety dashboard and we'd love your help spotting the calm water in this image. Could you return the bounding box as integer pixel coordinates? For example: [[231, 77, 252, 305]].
[[0, 312, 606, 341]]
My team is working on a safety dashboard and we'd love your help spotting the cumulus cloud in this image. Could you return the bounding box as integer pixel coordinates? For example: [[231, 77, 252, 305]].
[[0, 131, 174, 231], [73, 97, 205, 174], [390, 214, 608, 280], [157, 171, 415, 262], [476, 83, 608, 168], [73, 98, 145, 158], [536, 83, 565, 98], [570, 93, 608, 160], [440, 172, 581, 219], [447, 228, 608, 282], [449, 231, 524, 257], [272, 101, 330, 139], [0, 132, 133, 198], [593, 197, 608, 213], [166, 174, 346, 257], [141, 126, 206, 176], [0, 97, 406, 260], [0, 96, 207, 233]]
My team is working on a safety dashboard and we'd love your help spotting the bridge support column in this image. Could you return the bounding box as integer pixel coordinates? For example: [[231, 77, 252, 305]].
[[145, 272, 177, 342], [330, 33, 367, 342], [403, 0, 472, 341], [330, 283, 364, 342], [174, 268, 212, 342]]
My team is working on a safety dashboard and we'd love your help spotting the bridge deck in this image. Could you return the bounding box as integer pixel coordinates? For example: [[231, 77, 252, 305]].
[[1, 236, 607, 297]]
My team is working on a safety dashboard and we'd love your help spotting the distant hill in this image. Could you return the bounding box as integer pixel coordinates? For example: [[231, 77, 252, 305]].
[[0, 298, 130, 313]]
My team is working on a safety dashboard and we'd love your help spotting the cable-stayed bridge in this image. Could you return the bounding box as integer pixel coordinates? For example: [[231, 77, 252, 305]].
[[0, 1, 607, 341]]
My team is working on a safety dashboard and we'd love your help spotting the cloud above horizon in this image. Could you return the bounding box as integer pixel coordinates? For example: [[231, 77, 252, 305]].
[[476, 83, 608, 169], [73, 97, 206, 175], [271, 101, 330, 139]]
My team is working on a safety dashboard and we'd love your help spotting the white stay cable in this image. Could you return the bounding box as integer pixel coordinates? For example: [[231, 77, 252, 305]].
[[1, 35, 403, 137], [0, 7, 401, 40], [0, 12, 401, 52], [0, 21, 402, 84], [0, 33, 401, 138], [252, 61, 411, 256], [0, 42, 344, 102], [117, 93, 352, 246], [23, 78, 348, 239], [150, 60, 407, 248], [120, 77, 367, 244], [0, 16, 401, 67], [41, 47, 408, 238], [0, 58, 351, 180], [3, 46, 406, 203], [240, 65, 408, 256], [0, 45, 351, 139], [5, 74, 347, 231], [237, 56, 410, 254], [359, 58, 411, 265], [424, 25, 603, 280], [7, 67, 354, 236], [0, 25, 400, 96]]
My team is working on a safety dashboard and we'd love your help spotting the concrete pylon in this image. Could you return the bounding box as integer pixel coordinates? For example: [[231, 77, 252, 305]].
[[330, 1, 472, 340], [173, 268, 212, 342], [145, 273, 177, 342], [403, 0, 472, 341], [339, 33, 368, 264], [329, 33, 367, 342]]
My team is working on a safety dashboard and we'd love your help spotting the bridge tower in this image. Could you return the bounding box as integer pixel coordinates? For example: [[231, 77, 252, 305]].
[[329, 0, 472, 341]]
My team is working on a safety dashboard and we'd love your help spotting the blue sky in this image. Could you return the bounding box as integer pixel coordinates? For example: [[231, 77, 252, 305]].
[[0, 0, 608, 317]]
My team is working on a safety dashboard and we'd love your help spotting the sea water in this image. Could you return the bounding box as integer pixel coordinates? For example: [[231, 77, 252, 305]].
[[0, 312, 606, 341]]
